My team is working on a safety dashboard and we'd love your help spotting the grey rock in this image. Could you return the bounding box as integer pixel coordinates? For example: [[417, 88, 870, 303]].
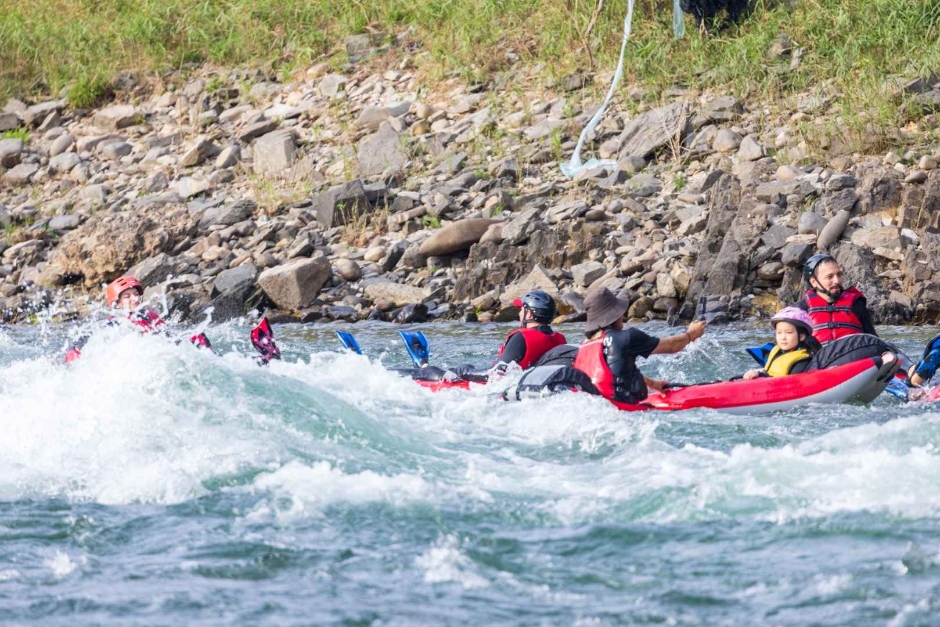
[[93, 105, 140, 131], [781, 241, 814, 267], [737, 136, 765, 161], [215, 145, 241, 169], [703, 96, 743, 121], [760, 224, 796, 250], [258, 255, 330, 309], [212, 263, 258, 297], [319, 74, 348, 97], [144, 172, 169, 193], [49, 151, 81, 173], [355, 102, 411, 131], [48, 214, 82, 231], [312, 179, 372, 228], [49, 133, 74, 157], [502, 205, 542, 245], [363, 280, 429, 307], [0, 138, 23, 168], [333, 258, 361, 282], [571, 261, 607, 287], [419, 218, 498, 256], [128, 253, 176, 287], [826, 174, 857, 191], [180, 137, 218, 167], [906, 170, 928, 184], [199, 199, 256, 228], [850, 226, 902, 250], [100, 141, 132, 160], [817, 209, 851, 250], [618, 101, 691, 159], [0, 112, 20, 132], [23, 100, 65, 127], [755, 179, 816, 204], [238, 119, 277, 143], [80, 184, 109, 203], [713, 128, 743, 152], [358, 123, 406, 177], [253, 130, 296, 175], [174, 177, 210, 199], [2, 162, 38, 186], [798, 211, 828, 234]]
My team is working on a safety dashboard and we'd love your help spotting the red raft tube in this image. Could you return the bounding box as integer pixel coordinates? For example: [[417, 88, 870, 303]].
[[409, 355, 899, 415]]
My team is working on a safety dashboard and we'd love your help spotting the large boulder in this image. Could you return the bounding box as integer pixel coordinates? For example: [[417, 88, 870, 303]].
[[257, 256, 329, 309], [498, 265, 559, 307], [571, 261, 607, 287], [617, 101, 691, 160], [46, 207, 196, 287], [358, 123, 406, 176], [253, 130, 296, 175], [0, 138, 23, 168], [419, 218, 499, 256], [212, 263, 258, 297], [363, 280, 429, 306], [93, 105, 140, 131], [311, 179, 372, 228]]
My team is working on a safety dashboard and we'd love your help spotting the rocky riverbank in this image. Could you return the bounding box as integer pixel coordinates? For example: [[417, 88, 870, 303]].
[[2, 34, 940, 328]]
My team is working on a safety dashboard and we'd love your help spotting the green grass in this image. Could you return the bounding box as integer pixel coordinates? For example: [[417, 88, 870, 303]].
[[1, 0, 939, 145], [1, 127, 28, 141]]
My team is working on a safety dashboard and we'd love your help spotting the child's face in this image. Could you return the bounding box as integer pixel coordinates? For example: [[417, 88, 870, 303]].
[[775, 322, 802, 351], [117, 288, 142, 311]]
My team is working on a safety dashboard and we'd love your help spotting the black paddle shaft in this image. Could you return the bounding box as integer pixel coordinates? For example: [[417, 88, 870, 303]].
[[696, 297, 707, 321]]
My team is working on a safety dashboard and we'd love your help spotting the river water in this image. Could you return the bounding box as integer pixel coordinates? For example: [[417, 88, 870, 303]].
[[2, 318, 940, 625]]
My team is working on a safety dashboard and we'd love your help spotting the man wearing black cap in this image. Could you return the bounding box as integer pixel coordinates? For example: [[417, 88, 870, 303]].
[[573, 287, 706, 403], [796, 253, 877, 344], [494, 290, 567, 369]]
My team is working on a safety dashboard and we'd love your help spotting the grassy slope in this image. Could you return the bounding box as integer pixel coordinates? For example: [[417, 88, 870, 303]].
[[1, 0, 939, 139]]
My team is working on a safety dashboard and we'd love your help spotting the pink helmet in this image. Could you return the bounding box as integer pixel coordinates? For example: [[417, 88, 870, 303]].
[[771, 306, 813, 337]]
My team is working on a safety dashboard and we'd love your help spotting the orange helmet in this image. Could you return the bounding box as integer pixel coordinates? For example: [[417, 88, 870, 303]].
[[106, 276, 143, 307]]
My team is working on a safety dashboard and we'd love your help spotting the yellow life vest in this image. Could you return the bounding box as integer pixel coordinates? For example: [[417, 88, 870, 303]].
[[763, 345, 811, 377]]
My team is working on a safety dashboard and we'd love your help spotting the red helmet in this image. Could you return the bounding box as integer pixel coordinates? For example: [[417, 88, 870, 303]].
[[106, 276, 143, 307]]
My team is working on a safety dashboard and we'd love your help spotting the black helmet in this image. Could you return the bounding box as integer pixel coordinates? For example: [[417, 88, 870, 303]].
[[512, 290, 556, 323], [803, 253, 836, 283]]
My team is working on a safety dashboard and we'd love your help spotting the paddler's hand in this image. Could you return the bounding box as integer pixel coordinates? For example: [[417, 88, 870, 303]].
[[742, 369, 762, 381], [646, 378, 668, 391], [687, 319, 706, 342]]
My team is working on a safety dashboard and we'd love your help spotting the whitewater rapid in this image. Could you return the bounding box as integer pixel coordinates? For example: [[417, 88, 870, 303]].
[[2, 320, 940, 624]]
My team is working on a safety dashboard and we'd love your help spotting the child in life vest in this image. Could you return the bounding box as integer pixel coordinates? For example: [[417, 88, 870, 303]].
[[743, 307, 822, 380]]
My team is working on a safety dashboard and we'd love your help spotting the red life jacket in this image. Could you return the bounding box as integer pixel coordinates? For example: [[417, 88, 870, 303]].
[[803, 287, 865, 344], [572, 334, 617, 399], [572, 332, 648, 402], [496, 327, 567, 369]]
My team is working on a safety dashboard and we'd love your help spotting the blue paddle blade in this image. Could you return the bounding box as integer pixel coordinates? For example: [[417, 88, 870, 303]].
[[925, 333, 940, 358], [884, 378, 910, 401], [335, 330, 362, 355], [399, 330, 430, 368], [745, 343, 775, 366]]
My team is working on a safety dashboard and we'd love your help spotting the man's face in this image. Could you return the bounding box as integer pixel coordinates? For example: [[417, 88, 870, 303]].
[[811, 260, 844, 299]]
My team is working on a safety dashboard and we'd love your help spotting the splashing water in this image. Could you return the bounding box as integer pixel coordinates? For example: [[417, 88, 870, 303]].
[[2, 320, 940, 624]]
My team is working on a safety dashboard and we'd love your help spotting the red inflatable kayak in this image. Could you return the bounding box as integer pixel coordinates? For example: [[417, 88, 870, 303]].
[[408, 355, 898, 415]]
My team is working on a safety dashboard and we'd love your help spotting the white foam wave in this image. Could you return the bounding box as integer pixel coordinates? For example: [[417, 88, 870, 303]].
[[415, 535, 489, 589], [44, 550, 82, 579], [0, 329, 274, 504], [246, 460, 432, 520]]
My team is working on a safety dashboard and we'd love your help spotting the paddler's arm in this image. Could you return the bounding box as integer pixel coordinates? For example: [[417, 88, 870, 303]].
[[853, 298, 878, 336], [651, 320, 706, 355]]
